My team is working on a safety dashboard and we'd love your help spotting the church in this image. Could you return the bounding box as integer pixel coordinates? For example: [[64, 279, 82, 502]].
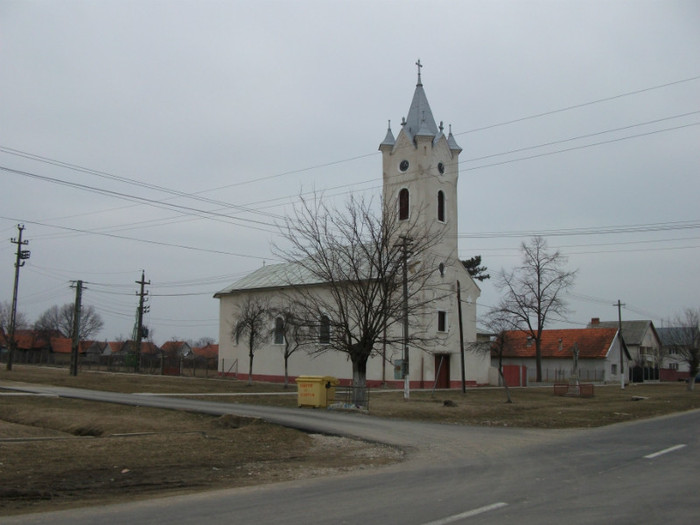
[[216, 64, 490, 388]]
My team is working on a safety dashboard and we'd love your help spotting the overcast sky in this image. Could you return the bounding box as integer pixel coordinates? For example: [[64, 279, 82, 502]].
[[1, 0, 699, 345]]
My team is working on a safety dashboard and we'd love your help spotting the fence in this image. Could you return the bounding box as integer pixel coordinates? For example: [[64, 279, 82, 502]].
[[1, 353, 218, 378], [527, 368, 605, 384], [333, 385, 370, 410]]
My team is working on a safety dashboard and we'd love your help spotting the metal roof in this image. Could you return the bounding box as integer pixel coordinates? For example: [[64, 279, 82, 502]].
[[214, 261, 326, 296]]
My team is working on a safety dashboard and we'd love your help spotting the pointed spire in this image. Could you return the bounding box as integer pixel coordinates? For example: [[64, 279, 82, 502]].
[[447, 124, 462, 153], [379, 120, 395, 150], [403, 60, 438, 141]]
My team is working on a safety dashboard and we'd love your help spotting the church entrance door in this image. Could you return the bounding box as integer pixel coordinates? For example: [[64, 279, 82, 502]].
[[434, 354, 450, 389]]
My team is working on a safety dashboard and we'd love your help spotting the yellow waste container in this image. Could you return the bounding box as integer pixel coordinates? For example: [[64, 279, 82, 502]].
[[295, 376, 339, 408]]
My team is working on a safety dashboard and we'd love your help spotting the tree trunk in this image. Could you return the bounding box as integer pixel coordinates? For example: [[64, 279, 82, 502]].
[[351, 356, 368, 406], [497, 353, 513, 403], [535, 339, 543, 382], [284, 355, 289, 389]]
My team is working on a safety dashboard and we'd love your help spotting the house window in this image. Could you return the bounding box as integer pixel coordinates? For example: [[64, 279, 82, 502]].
[[669, 362, 679, 370], [437, 311, 447, 333], [319, 314, 331, 344], [274, 317, 284, 345], [611, 364, 617, 375], [399, 188, 409, 220], [437, 191, 445, 222]]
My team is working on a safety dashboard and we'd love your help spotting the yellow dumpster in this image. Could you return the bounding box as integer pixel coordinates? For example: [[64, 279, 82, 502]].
[[295, 376, 339, 408]]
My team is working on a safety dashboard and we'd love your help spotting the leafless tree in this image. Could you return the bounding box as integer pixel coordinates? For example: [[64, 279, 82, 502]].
[[662, 308, 700, 392], [34, 303, 104, 340], [495, 236, 576, 382], [275, 194, 446, 402], [270, 306, 313, 388], [474, 309, 522, 403], [192, 336, 216, 348], [0, 300, 29, 332], [232, 297, 270, 386]]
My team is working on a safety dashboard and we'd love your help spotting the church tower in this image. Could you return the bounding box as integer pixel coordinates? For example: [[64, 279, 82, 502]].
[[379, 60, 463, 273], [378, 61, 481, 388]]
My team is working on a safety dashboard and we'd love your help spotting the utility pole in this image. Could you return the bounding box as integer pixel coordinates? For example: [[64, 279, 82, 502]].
[[457, 281, 466, 393], [614, 299, 626, 389], [69, 280, 83, 376], [399, 236, 411, 400], [6, 224, 30, 371], [133, 270, 150, 373]]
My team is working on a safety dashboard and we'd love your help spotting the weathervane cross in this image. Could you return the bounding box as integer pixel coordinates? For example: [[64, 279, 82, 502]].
[[416, 59, 423, 83]]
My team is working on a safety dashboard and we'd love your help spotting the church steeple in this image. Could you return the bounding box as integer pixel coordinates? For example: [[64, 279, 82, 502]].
[[402, 62, 439, 142]]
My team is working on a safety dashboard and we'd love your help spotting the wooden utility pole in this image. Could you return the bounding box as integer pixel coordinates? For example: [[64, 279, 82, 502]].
[[457, 281, 466, 393], [614, 299, 626, 389], [6, 224, 30, 371], [69, 280, 83, 376], [133, 271, 150, 373], [400, 236, 411, 400]]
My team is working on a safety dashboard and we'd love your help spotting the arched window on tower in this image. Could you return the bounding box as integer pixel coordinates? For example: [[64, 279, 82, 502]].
[[437, 190, 445, 222], [399, 188, 409, 221]]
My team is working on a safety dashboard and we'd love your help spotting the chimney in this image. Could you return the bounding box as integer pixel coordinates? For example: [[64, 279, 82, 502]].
[[591, 317, 600, 326]]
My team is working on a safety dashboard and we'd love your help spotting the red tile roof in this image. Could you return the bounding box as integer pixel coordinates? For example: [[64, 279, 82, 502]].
[[193, 343, 218, 359], [49, 338, 95, 354], [496, 328, 619, 360]]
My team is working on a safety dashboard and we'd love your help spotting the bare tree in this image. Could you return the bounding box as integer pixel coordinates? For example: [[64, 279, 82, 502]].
[[0, 300, 29, 332], [276, 194, 445, 402], [232, 297, 270, 386], [495, 236, 576, 382], [270, 306, 312, 388], [34, 303, 104, 340], [193, 336, 215, 348], [474, 309, 522, 403], [661, 308, 700, 392]]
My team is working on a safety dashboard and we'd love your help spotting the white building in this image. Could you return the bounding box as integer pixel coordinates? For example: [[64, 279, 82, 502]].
[[215, 65, 488, 388]]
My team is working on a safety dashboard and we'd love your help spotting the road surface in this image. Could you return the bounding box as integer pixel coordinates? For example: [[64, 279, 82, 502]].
[[2, 382, 698, 524]]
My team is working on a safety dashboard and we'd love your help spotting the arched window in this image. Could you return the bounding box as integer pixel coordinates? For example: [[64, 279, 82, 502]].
[[399, 188, 409, 220], [437, 191, 445, 222], [319, 314, 331, 344], [274, 317, 285, 345]]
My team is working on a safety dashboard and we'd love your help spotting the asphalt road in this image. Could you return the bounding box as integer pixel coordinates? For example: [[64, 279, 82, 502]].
[[3, 383, 699, 525]]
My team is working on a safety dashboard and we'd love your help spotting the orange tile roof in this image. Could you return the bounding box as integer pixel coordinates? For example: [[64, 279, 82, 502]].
[[49, 338, 95, 354], [193, 343, 218, 359], [496, 328, 619, 359]]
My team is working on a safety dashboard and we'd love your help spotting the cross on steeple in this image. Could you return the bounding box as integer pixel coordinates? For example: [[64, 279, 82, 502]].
[[416, 59, 423, 85]]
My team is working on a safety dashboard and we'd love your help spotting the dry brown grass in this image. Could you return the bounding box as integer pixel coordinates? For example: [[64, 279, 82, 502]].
[[1, 365, 699, 515]]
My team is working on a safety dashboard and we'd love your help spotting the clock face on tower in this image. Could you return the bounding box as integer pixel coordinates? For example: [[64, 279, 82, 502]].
[[399, 160, 409, 172]]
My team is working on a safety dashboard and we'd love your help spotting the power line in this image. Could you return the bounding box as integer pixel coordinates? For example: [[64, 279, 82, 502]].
[[455, 74, 700, 136], [0, 214, 278, 262]]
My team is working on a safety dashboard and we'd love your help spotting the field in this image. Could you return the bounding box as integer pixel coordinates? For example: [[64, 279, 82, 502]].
[[1, 365, 699, 515]]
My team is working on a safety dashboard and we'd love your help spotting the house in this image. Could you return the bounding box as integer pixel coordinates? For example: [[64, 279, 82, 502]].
[[215, 65, 487, 388], [589, 318, 662, 382], [48, 337, 95, 365], [192, 343, 218, 366], [1, 329, 56, 364], [492, 327, 629, 385], [160, 341, 193, 375], [656, 327, 698, 381]]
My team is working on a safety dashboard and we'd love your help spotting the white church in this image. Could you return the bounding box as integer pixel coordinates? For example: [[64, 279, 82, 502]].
[[216, 64, 490, 388]]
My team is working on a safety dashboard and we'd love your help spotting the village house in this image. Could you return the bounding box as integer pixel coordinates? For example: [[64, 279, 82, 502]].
[[492, 327, 630, 385], [589, 318, 662, 382], [215, 65, 488, 388]]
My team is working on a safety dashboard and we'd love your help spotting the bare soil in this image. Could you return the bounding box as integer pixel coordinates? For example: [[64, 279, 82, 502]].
[[1, 365, 699, 516]]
